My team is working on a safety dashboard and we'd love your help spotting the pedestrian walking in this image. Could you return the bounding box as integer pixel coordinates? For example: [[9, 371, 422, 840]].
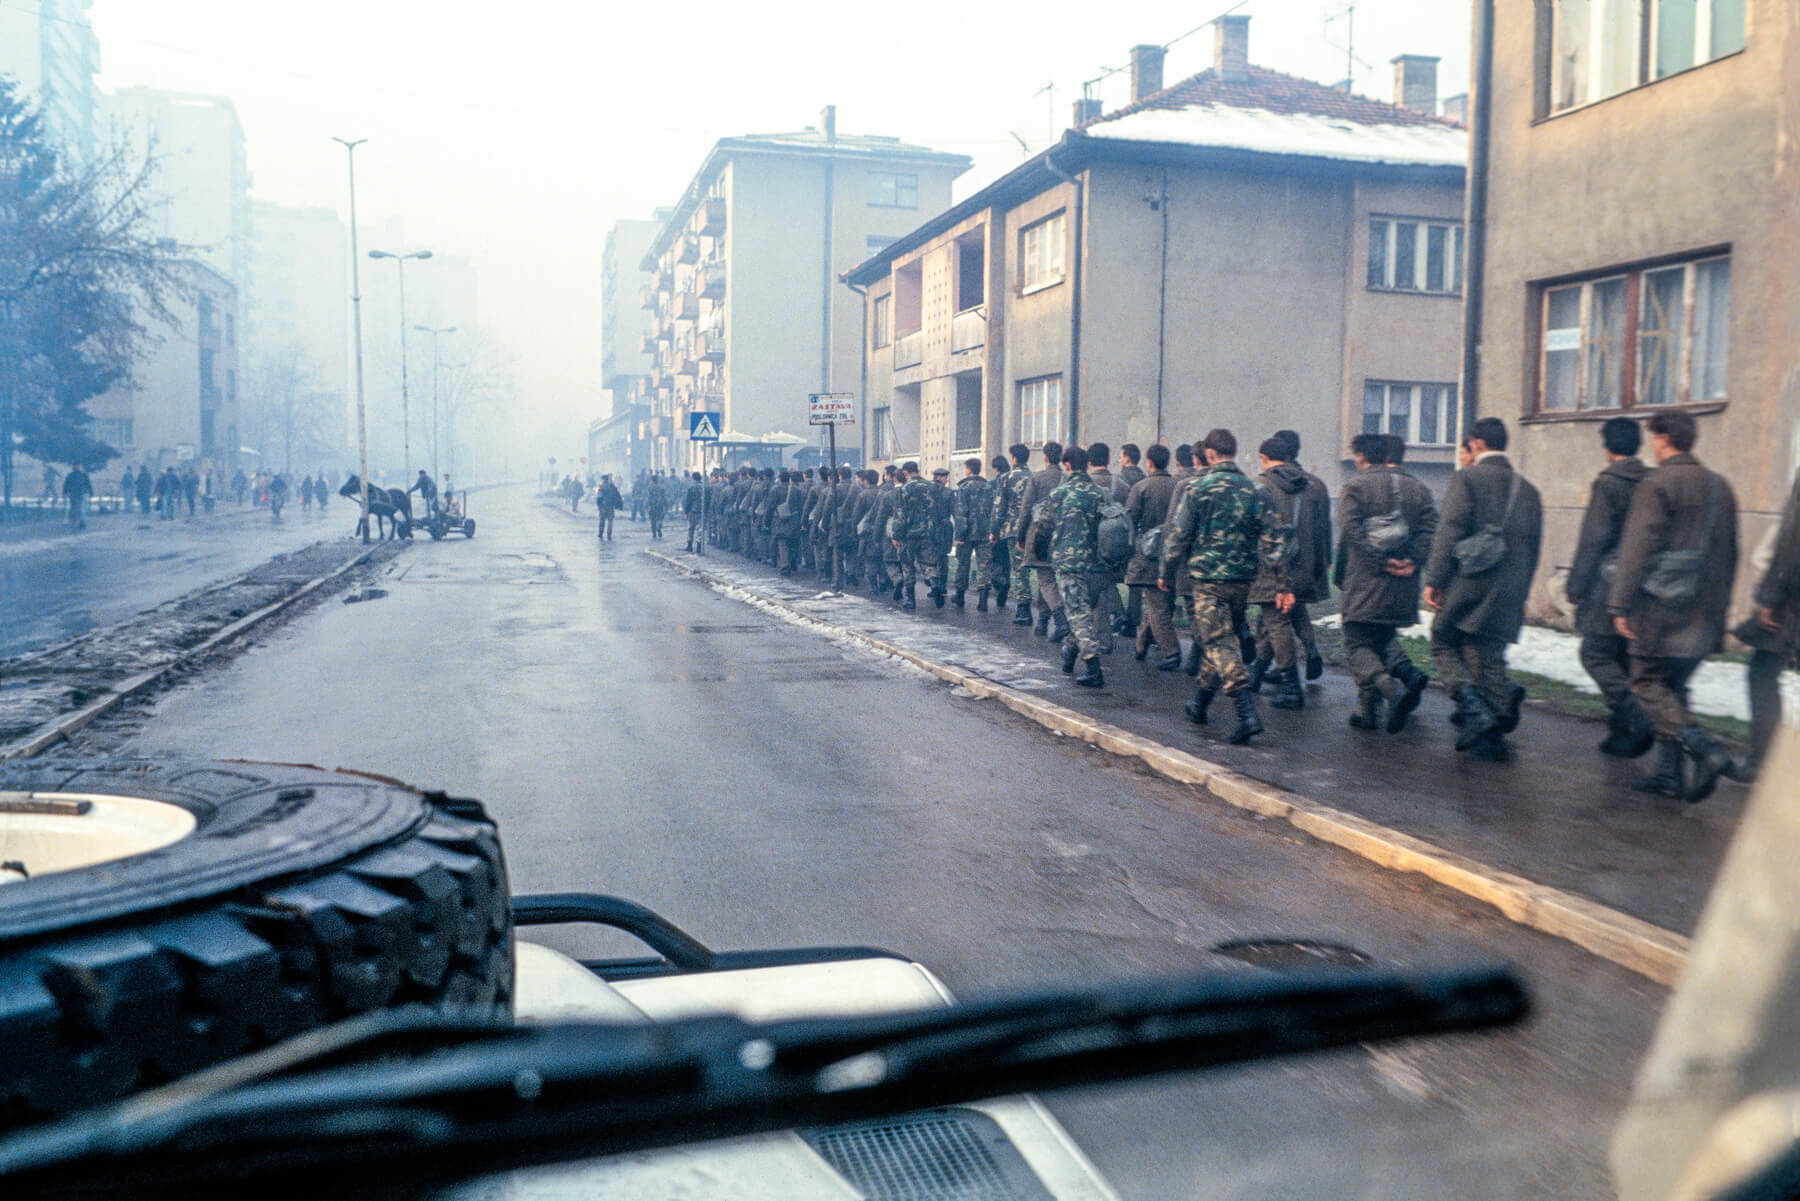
[[951, 458, 994, 610], [1159, 429, 1286, 745], [136, 465, 154, 515], [1607, 409, 1739, 801], [1735, 466, 1800, 784], [1248, 434, 1332, 710], [1115, 443, 1147, 636], [1016, 442, 1068, 642], [925, 467, 954, 606], [1048, 445, 1109, 688], [155, 466, 180, 519], [268, 472, 289, 520], [1567, 417, 1654, 758], [61, 463, 92, 529], [992, 445, 1033, 622], [182, 467, 199, 516], [119, 467, 134, 513], [1085, 443, 1124, 649], [1126, 445, 1180, 669], [647, 471, 668, 540], [1338, 433, 1437, 733], [684, 472, 705, 552], [1423, 417, 1544, 762], [595, 474, 623, 540]]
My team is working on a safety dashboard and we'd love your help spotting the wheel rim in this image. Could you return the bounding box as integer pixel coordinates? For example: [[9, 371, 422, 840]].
[[0, 792, 196, 882]]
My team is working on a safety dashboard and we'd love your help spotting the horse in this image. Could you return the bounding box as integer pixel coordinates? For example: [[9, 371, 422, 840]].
[[339, 474, 414, 540]]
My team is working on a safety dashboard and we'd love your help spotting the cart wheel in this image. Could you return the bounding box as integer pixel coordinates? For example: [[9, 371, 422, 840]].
[[463, 519, 476, 538], [428, 519, 445, 541]]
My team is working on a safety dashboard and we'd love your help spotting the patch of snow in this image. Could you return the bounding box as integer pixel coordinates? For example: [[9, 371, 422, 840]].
[[1083, 105, 1467, 168]]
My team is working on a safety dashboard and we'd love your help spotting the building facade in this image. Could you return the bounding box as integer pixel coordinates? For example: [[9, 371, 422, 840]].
[[846, 19, 1467, 495], [639, 110, 970, 472], [0, 0, 100, 163], [602, 216, 661, 422], [1474, 0, 1776, 625], [246, 200, 349, 452], [87, 259, 241, 476]]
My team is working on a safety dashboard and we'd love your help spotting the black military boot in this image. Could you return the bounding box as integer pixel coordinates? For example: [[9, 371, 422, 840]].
[[1452, 685, 1498, 752], [1270, 667, 1304, 711], [1388, 664, 1428, 733], [1497, 683, 1528, 734], [1156, 651, 1182, 671], [1185, 686, 1215, 725], [933, 587, 946, 609], [1049, 609, 1071, 644], [1632, 740, 1686, 798], [994, 579, 1009, 607], [1470, 729, 1510, 761], [1074, 656, 1104, 688], [893, 579, 906, 604], [1181, 640, 1202, 676], [950, 587, 964, 608], [902, 590, 917, 611], [976, 588, 989, 613], [1679, 726, 1735, 803], [1604, 695, 1656, 759], [1227, 691, 1264, 745], [1061, 639, 1079, 674], [1246, 653, 1273, 694], [1239, 633, 1258, 666], [1305, 643, 1325, 682], [1033, 607, 1050, 636], [1014, 599, 1033, 626], [1349, 688, 1384, 730]]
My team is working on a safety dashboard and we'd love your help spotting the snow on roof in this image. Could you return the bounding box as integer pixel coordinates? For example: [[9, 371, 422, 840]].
[[1082, 103, 1467, 169]]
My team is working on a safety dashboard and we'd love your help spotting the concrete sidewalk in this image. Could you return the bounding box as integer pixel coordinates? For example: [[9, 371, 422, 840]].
[[638, 539, 1755, 982]]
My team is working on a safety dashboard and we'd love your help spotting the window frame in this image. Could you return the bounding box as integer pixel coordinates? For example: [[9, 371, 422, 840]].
[[1548, 0, 1747, 116], [1361, 380, 1465, 448], [867, 171, 919, 210], [1533, 252, 1731, 416], [871, 293, 892, 349], [1367, 216, 1464, 296], [1016, 375, 1064, 448], [1018, 212, 1067, 294]]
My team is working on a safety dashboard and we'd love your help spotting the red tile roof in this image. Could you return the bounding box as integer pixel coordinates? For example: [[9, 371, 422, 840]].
[[1087, 64, 1464, 131]]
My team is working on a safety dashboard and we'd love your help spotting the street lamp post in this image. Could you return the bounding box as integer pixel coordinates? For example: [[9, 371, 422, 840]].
[[413, 324, 455, 483], [368, 248, 431, 483], [331, 136, 371, 543]]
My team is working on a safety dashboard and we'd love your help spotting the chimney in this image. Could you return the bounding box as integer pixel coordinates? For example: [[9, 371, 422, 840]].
[[1072, 96, 1103, 126], [1441, 92, 1469, 125], [1130, 44, 1165, 103], [820, 104, 837, 142], [1214, 14, 1250, 80], [1392, 55, 1440, 114]]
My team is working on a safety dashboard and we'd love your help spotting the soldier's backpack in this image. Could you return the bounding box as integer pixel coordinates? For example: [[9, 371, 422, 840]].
[[856, 507, 874, 539], [1364, 472, 1412, 557], [1028, 498, 1056, 561], [1137, 524, 1164, 564], [1097, 500, 1133, 571]]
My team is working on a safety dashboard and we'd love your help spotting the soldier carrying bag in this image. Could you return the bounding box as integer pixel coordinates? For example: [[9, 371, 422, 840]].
[[1028, 498, 1056, 561], [1364, 473, 1412, 557], [1640, 481, 1720, 611], [1452, 472, 1521, 578], [1096, 500, 1133, 572]]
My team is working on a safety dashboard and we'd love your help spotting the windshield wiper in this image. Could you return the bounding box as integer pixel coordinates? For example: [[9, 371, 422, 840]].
[[0, 963, 1525, 1200]]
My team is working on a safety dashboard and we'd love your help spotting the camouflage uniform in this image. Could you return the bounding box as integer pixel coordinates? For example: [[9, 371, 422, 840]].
[[1049, 470, 1107, 662], [898, 476, 935, 596], [993, 463, 1034, 604], [1159, 462, 1286, 695], [925, 478, 954, 596], [952, 474, 994, 592]]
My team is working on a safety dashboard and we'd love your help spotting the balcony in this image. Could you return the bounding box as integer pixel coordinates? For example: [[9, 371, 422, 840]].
[[677, 236, 699, 265], [951, 308, 986, 353], [671, 293, 699, 321], [655, 267, 673, 293], [698, 331, 725, 361], [894, 330, 923, 370], [656, 324, 673, 342], [695, 196, 726, 237], [639, 284, 656, 311], [637, 332, 656, 355], [676, 356, 698, 378], [701, 258, 726, 299]]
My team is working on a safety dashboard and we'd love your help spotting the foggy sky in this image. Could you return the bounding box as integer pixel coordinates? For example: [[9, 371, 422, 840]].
[[88, 1, 1471, 454]]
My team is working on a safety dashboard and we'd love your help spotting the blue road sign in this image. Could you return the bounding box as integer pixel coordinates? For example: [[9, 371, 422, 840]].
[[689, 411, 722, 442]]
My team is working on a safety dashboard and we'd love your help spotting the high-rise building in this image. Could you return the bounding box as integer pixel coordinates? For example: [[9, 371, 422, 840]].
[[640, 109, 971, 470], [0, 0, 100, 163], [602, 215, 662, 421]]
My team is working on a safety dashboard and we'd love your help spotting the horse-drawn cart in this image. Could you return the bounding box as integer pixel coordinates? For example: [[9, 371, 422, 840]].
[[424, 488, 476, 540]]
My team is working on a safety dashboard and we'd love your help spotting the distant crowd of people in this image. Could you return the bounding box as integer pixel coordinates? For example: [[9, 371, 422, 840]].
[[573, 407, 1789, 806], [36, 462, 351, 529]]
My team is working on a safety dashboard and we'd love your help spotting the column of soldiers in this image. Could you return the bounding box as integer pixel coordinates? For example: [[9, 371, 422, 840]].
[[688, 404, 1761, 804]]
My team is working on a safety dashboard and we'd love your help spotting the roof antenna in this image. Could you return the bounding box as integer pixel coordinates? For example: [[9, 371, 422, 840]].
[[1325, 2, 1358, 92]]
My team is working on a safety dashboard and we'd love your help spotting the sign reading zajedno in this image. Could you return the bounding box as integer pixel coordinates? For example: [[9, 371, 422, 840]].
[[808, 393, 857, 426]]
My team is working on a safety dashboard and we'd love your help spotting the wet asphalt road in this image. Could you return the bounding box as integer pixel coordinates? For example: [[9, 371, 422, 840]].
[[1, 502, 345, 658], [100, 486, 1664, 1201]]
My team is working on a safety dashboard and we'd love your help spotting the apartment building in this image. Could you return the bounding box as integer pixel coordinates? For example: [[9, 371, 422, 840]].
[[639, 110, 970, 471], [846, 18, 1467, 495], [0, 0, 100, 163], [602, 217, 661, 421], [87, 260, 241, 473], [1471, 0, 1776, 624]]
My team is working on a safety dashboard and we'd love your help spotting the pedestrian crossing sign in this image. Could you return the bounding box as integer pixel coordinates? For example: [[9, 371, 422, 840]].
[[689, 411, 722, 442]]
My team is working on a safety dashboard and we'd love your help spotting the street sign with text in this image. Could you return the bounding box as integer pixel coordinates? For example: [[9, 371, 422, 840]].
[[689, 411, 722, 442], [808, 393, 856, 426]]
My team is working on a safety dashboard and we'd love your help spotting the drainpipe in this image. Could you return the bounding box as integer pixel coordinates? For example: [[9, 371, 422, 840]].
[[1044, 144, 1084, 445], [1156, 167, 1169, 444], [848, 280, 869, 468], [1461, 0, 1495, 424]]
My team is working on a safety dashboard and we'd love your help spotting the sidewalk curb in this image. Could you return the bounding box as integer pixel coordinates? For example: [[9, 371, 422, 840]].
[[1, 544, 382, 763], [646, 548, 1689, 987]]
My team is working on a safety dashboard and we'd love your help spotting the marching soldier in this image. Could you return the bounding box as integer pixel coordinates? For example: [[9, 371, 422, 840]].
[[951, 458, 994, 610], [895, 462, 934, 610], [993, 444, 1034, 624], [1423, 417, 1544, 762], [1338, 433, 1436, 733], [1116, 443, 1147, 637], [1567, 417, 1653, 757], [1016, 442, 1069, 643], [1249, 434, 1331, 710], [1126, 444, 1180, 669], [1607, 410, 1738, 800], [1086, 442, 1123, 650], [1736, 466, 1800, 784], [927, 467, 955, 607], [684, 472, 705, 553], [1048, 444, 1108, 688], [1159, 429, 1286, 745]]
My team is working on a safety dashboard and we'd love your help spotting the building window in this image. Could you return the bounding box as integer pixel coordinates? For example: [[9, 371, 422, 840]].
[[1551, 0, 1745, 113], [93, 418, 132, 449], [1017, 375, 1064, 448], [1368, 217, 1463, 294], [200, 347, 215, 388], [957, 229, 985, 312], [1019, 213, 1066, 292], [894, 259, 923, 337], [1363, 381, 1465, 447], [1538, 254, 1730, 413], [954, 373, 982, 451], [872, 294, 891, 349], [868, 172, 918, 209], [871, 405, 894, 460]]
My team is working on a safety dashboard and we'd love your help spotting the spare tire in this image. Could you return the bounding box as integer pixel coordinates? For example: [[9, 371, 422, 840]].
[[0, 760, 512, 1124]]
